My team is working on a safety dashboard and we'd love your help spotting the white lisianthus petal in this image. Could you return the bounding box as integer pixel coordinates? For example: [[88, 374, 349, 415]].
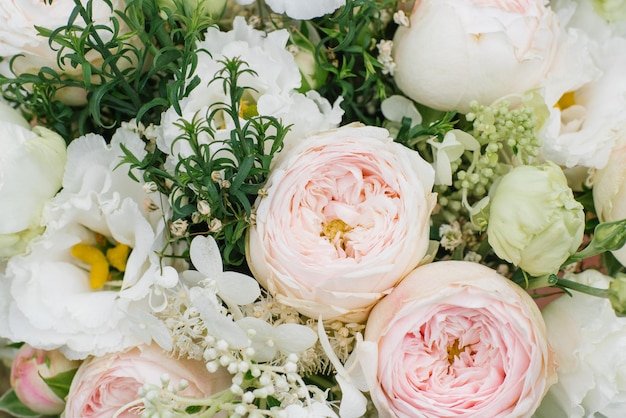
[[264, 0, 345, 19], [535, 270, 626, 417]]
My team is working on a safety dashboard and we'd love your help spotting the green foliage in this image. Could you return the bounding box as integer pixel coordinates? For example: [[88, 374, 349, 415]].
[[120, 57, 287, 267], [311, 0, 402, 125], [0, 0, 216, 142]]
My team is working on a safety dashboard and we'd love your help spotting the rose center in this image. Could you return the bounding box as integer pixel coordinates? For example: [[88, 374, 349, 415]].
[[321, 219, 353, 250], [446, 339, 467, 364]]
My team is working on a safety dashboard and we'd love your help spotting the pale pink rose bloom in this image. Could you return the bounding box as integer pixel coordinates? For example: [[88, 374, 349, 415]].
[[10, 344, 81, 415], [393, 0, 561, 113], [63, 344, 231, 418], [246, 124, 436, 322], [357, 261, 556, 418]]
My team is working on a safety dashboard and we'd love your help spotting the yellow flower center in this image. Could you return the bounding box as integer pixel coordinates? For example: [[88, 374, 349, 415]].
[[555, 91, 576, 110], [239, 98, 258, 120], [446, 339, 465, 364], [71, 236, 131, 290], [321, 219, 353, 250]]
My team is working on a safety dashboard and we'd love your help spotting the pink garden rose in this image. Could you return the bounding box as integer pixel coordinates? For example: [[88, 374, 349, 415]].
[[357, 261, 556, 417], [246, 124, 436, 322], [63, 344, 230, 417], [10, 344, 81, 415], [393, 0, 561, 113]]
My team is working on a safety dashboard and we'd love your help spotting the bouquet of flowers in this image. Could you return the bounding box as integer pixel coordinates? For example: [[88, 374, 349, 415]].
[[1, 0, 626, 416]]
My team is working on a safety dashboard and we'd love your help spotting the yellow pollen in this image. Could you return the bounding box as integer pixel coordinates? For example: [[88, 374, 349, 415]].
[[71, 243, 110, 290], [238, 99, 258, 120], [321, 219, 352, 250], [555, 91, 576, 110], [106, 244, 131, 272], [447, 339, 465, 364]]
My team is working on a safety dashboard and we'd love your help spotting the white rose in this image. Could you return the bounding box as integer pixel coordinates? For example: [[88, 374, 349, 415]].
[[534, 270, 626, 418], [246, 124, 436, 322], [0, 102, 66, 259], [392, 0, 561, 114], [0, 0, 133, 106], [593, 138, 626, 266]]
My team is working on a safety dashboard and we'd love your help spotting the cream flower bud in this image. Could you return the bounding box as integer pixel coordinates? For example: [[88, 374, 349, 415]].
[[487, 162, 584, 276], [392, 0, 561, 113], [0, 102, 66, 259]]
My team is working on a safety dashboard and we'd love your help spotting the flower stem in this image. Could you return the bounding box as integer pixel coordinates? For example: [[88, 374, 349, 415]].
[[555, 277, 611, 298]]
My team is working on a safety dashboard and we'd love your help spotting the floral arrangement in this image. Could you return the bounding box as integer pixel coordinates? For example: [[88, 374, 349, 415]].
[[1, 0, 626, 417]]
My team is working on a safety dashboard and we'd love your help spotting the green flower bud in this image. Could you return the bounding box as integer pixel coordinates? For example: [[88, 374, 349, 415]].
[[487, 162, 585, 276], [158, 0, 227, 21], [609, 275, 626, 316]]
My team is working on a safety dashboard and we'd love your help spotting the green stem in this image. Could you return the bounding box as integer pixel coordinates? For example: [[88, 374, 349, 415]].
[[555, 277, 611, 298]]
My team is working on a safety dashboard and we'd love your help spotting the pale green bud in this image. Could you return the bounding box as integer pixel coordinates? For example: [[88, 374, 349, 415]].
[[487, 162, 584, 276], [158, 0, 227, 21], [590, 0, 626, 22], [609, 275, 626, 316]]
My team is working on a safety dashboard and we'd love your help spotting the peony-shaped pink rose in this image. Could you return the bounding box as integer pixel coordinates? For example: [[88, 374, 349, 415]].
[[392, 0, 561, 113], [246, 124, 436, 322], [357, 261, 556, 418], [63, 344, 231, 418]]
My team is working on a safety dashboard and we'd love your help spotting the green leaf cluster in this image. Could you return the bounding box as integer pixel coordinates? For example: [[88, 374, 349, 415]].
[[121, 57, 287, 267], [0, 0, 216, 141]]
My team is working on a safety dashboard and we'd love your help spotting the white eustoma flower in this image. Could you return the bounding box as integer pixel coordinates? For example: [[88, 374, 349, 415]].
[[2, 128, 176, 359], [234, 0, 344, 19], [0, 102, 66, 259], [534, 270, 626, 418], [539, 0, 626, 168], [156, 16, 343, 170]]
